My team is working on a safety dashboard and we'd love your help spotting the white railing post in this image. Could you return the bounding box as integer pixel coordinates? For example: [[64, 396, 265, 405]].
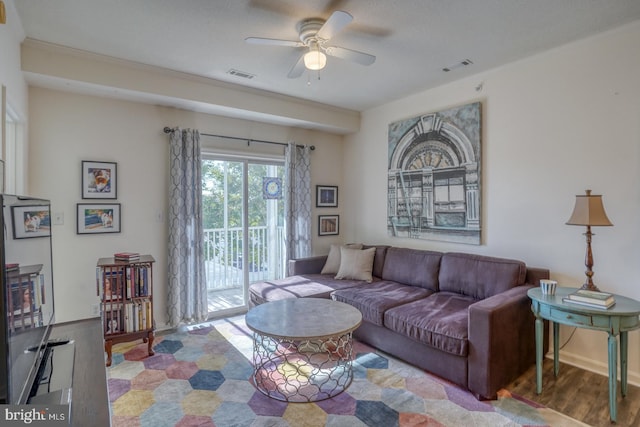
[[204, 226, 284, 291]]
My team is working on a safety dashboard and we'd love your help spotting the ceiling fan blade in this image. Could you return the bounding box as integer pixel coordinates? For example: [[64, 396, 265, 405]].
[[245, 37, 304, 47], [287, 54, 306, 78], [316, 10, 353, 40], [325, 46, 376, 66]]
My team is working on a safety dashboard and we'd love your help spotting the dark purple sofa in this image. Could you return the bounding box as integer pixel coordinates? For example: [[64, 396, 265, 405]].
[[248, 245, 549, 400]]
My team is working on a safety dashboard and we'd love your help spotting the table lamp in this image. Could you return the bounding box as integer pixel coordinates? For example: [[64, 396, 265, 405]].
[[566, 189, 613, 291]]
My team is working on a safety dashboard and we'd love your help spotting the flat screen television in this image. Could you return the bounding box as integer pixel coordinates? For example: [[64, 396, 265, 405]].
[[0, 194, 55, 404]]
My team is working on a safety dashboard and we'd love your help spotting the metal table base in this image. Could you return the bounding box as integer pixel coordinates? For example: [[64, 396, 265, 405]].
[[251, 331, 355, 402]]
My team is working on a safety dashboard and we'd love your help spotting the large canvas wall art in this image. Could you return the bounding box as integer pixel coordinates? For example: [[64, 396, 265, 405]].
[[387, 102, 481, 244]]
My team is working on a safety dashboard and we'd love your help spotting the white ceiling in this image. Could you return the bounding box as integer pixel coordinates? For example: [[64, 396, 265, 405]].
[[14, 0, 640, 114]]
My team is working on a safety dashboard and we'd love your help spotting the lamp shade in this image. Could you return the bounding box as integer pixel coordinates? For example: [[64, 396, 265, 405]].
[[566, 189, 613, 226], [304, 49, 327, 71]]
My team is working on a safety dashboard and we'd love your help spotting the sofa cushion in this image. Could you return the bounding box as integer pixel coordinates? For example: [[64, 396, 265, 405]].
[[320, 243, 363, 274], [335, 247, 376, 282], [380, 247, 442, 291], [249, 274, 369, 306], [384, 292, 475, 357], [438, 253, 527, 300], [362, 245, 390, 278], [332, 281, 432, 326]]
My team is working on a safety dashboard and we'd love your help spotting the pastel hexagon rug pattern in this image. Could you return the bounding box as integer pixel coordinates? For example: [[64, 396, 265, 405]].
[[107, 316, 585, 427]]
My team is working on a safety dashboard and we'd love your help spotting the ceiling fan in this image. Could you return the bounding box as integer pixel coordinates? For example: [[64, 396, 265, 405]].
[[245, 10, 376, 78]]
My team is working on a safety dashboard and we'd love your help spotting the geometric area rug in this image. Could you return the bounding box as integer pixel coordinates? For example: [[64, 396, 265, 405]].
[[107, 315, 587, 427]]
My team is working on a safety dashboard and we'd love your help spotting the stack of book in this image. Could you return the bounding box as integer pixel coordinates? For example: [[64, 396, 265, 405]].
[[114, 252, 140, 262], [562, 289, 616, 309], [5, 263, 19, 272]]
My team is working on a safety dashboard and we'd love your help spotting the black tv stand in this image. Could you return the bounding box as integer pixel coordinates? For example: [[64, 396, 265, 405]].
[[28, 340, 74, 424], [39, 319, 110, 427], [27, 338, 72, 353], [47, 338, 71, 347]]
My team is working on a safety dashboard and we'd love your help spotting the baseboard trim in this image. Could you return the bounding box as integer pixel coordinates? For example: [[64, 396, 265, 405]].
[[552, 350, 640, 387]]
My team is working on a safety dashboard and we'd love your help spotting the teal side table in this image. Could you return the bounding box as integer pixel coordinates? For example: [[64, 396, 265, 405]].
[[528, 287, 640, 423]]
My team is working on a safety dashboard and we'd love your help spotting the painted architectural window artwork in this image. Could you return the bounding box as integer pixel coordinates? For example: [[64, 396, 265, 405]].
[[387, 102, 481, 244]]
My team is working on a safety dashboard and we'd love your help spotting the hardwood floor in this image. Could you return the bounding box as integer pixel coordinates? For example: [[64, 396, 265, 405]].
[[507, 358, 640, 426]]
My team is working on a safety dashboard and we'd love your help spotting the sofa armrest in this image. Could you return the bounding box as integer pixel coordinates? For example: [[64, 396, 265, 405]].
[[525, 267, 550, 288], [287, 255, 328, 276], [467, 285, 540, 399]]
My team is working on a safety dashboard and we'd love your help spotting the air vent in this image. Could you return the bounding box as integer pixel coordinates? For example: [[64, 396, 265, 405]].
[[442, 59, 473, 72], [227, 69, 256, 79]]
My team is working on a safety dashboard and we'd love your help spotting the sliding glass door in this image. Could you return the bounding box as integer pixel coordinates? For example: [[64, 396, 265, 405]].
[[202, 157, 285, 316]]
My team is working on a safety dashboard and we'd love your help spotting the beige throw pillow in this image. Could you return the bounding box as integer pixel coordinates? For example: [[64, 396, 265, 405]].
[[321, 243, 363, 274], [335, 247, 376, 282]]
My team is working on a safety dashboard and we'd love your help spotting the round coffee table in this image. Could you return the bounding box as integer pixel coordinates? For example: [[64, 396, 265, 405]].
[[245, 298, 362, 402]]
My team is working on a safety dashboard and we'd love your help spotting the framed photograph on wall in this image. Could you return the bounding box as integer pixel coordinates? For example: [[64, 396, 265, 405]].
[[11, 205, 52, 239], [318, 215, 339, 236], [316, 185, 338, 207], [77, 203, 121, 234], [82, 160, 117, 199]]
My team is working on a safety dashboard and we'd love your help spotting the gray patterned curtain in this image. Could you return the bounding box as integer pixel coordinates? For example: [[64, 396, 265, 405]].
[[284, 143, 312, 260], [167, 128, 207, 326]]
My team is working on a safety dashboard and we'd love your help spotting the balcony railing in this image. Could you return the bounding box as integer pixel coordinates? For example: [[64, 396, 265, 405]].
[[203, 226, 285, 290]]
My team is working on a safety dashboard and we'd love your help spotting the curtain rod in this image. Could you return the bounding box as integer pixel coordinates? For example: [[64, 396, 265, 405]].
[[163, 127, 315, 150]]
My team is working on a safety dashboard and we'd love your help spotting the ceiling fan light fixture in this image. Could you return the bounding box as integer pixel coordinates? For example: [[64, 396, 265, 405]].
[[304, 49, 327, 71]]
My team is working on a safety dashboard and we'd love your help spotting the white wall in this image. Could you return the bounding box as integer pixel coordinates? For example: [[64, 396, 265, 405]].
[[27, 87, 344, 328], [0, 0, 27, 116], [343, 20, 640, 382], [0, 0, 28, 187]]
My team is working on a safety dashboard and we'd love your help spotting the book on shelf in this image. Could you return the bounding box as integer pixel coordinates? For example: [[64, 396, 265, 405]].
[[104, 304, 124, 335], [11, 312, 43, 329], [5, 263, 19, 271], [121, 299, 152, 332], [96, 266, 102, 298], [562, 297, 615, 310], [36, 273, 45, 306], [140, 267, 150, 296], [12, 305, 38, 316], [135, 266, 151, 297], [104, 270, 124, 300], [114, 252, 140, 262], [566, 289, 615, 306], [10, 278, 43, 314]]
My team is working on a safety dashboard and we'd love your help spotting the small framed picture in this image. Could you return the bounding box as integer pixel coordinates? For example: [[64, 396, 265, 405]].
[[77, 203, 121, 234], [262, 177, 283, 199], [11, 205, 52, 239], [316, 185, 338, 207], [82, 160, 117, 199], [104, 308, 123, 335], [318, 215, 339, 236]]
